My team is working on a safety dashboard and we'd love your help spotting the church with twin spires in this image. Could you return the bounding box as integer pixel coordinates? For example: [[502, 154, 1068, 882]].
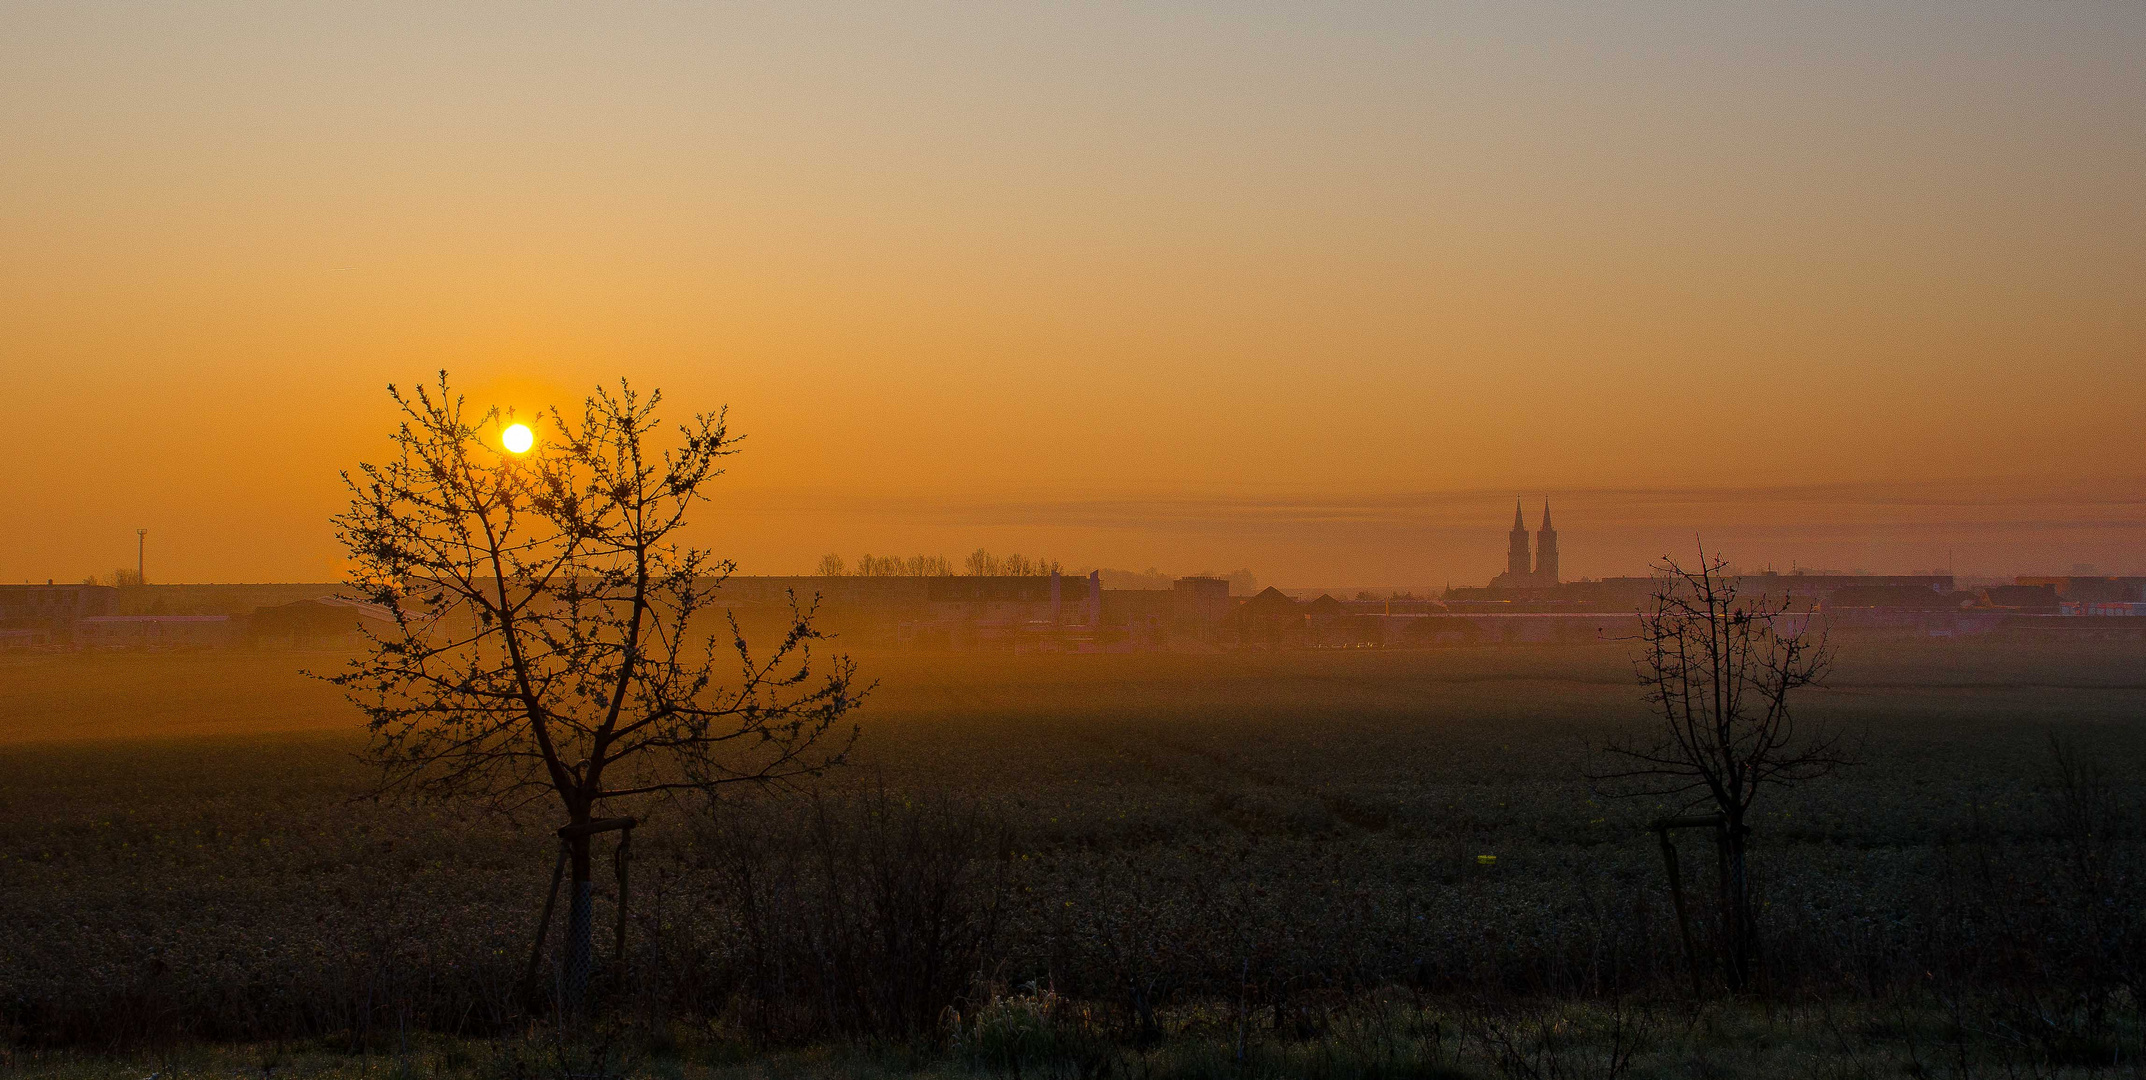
[[1489, 499, 1559, 589]]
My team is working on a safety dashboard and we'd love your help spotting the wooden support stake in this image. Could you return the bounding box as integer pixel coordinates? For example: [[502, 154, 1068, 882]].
[[522, 839, 569, 1008], [613, 823, 633, 962], [1656, 826, 1703, 998], [557, 816, 637, 839], [1650, 814, 1723, 998], [530, 817, 639, 1002]]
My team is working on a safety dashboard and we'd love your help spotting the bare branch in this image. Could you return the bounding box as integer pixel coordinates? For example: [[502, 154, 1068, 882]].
[[326, 373, 865, 835]]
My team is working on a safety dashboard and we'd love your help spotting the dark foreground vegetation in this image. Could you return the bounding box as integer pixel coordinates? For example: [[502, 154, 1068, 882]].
[[3, 638, 2144, 1077]]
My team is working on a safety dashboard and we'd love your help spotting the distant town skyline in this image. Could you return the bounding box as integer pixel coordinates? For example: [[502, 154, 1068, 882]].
[[15, 480, 2143, 589]]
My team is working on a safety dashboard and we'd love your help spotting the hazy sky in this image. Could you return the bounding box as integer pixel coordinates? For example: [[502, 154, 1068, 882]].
[[4, 2, 2142, 586]]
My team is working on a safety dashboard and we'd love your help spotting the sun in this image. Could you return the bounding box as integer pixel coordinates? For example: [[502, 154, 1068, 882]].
[[502, 422, 534, 454]]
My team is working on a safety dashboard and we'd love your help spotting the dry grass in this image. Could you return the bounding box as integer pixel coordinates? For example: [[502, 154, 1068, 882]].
[[6, 999, 2145, 1079]]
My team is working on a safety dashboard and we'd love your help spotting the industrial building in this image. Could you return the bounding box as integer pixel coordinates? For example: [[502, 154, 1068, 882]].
[[0, 583, 118, 648]]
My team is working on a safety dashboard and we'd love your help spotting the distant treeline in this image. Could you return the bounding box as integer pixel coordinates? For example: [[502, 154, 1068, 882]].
[[816, 550, 1061, 578], [813, 551, 1259, 593]]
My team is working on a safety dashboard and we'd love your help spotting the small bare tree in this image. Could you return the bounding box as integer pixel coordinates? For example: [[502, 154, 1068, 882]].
[[1593, 546, 1846, 992], [331, 373, 863, 1007]]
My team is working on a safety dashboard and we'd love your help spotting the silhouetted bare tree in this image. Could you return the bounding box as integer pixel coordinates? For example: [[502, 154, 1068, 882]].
[[904, 554, 952, 576], [959, 550, 1055, 577], [330, 373, 863, 1008], [1593, 546, 1845, 992], [854, 554, 950, 576], [816, 553, 847, 577]]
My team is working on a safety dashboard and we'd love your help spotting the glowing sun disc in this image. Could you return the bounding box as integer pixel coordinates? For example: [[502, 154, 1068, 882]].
[[502, 423, 534, 454]]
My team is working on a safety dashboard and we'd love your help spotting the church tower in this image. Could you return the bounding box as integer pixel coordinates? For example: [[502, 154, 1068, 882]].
[[1506, 499, 1532, 579], [1534, 500, 1559, 585]]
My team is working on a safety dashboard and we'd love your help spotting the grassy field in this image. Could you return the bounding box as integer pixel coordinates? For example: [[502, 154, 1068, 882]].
[[2, 637, 2143, 1076]]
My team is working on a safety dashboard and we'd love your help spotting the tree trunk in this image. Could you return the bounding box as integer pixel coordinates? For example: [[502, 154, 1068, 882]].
[[1722, 818, 1754, 993], [565, 833, 594, 1013]]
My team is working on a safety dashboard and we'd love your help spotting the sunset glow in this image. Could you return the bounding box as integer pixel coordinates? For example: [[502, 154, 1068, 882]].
[[3, 3, 2141, 585], [501, 423, 533, 455]]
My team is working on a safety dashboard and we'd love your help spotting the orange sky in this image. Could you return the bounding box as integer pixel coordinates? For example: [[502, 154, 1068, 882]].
[[4, 3, 2143, 586]]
